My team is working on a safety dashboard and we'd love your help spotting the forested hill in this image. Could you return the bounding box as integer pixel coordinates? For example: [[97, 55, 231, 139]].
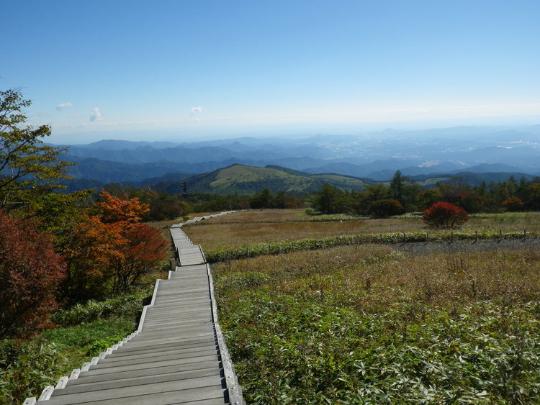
[[151, 164, 369, 195]]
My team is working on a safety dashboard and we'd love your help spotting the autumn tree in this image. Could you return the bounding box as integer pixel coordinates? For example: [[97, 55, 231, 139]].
[[64, 192, 167, 301], [423, 201, 469, 229], [501, 196, 524, 212], [97, 192, 167, 292], [62, 215, 126, 303], [0, 210, 66, 338], [97, 191, 149, 224], [112, 223, 168, 292]]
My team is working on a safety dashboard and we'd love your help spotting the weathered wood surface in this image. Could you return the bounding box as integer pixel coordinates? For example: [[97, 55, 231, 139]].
[[28, 212, 243, 405]]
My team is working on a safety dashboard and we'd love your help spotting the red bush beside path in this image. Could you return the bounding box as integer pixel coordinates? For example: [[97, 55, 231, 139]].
[[0, 210, 66, 338]]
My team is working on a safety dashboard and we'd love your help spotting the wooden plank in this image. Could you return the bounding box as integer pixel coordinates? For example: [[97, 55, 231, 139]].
[[46, 376, 222, 404], [72, 361, 221, 384], [54, 369, 221, 395], [41, 385, 226, 404], [98, 345, 216, 364], [87, 355, 219, 375]]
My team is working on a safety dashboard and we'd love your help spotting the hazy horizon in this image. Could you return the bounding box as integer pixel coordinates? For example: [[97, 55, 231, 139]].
[[49, 123, 540, 146]]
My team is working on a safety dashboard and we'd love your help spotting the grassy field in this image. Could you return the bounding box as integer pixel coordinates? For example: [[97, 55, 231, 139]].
[[213, 245, 540, 403], [203, 209, 358, 224], [186, 210, 540, 251]]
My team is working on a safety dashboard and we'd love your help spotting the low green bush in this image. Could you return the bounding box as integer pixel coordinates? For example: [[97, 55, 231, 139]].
[[221, 296, 540, 404], [0, 318, 134, 404], [219, 272, 270, 290], [52, 290, 150, 326], [206, 230, 537, 262], [1, 287, 151, 403], [0, 340, 62, 404]]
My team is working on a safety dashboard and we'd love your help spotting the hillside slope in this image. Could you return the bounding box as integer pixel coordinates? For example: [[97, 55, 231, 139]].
[[167, 164, 368, 194]]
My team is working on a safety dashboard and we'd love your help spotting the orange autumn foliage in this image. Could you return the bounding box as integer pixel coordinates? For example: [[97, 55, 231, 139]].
[[97, 191, 149, 224], [112, 223, 168, 292], [64, 193, 167, 301], [63, 215, 127, 302]]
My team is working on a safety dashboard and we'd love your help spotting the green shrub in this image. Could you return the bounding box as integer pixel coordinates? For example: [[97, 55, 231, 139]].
[[206, 230, 537, 262], [0, 318, 134, 404], [368, 199, 405, 218], [0, 340, 62, 404], [220, 272, 270, 290], [85, 336, 125, 356], [52, 291, 149, 326]]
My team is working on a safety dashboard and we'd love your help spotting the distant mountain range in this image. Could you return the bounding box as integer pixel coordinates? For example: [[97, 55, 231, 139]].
[[63, 163, 536, 195], [59, 126, 540, 192]]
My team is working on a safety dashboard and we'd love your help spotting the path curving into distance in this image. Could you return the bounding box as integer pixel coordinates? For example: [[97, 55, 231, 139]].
[[25, 212, 243, 405]]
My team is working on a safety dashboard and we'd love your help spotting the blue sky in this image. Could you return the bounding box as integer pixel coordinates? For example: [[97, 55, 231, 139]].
[[2, 0, 540, 143]]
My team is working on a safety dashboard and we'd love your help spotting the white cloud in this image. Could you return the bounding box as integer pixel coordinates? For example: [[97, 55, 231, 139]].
[[190, 106, 204, 122], [89, 107, 103, 122], [56, 102, 73, 111]]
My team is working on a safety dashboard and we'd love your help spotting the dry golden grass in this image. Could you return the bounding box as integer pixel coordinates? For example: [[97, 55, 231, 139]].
[[214, 244, 540, 310], [203, 209, 309, 223], [189, 219, 402, 250], [187, 215, 419, 250], [186, 210, 540, 251]]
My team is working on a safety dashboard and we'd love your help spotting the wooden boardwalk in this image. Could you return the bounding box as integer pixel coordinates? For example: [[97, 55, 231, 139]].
[[27, 213, 243, 405]]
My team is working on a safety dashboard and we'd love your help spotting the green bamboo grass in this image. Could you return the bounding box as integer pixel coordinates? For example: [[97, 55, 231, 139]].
[[206, 230, 537, 262]]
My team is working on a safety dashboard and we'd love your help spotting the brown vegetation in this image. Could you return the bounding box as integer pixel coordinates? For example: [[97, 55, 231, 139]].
[[214, 245, 540, 310], [186, 209, 540, 250]]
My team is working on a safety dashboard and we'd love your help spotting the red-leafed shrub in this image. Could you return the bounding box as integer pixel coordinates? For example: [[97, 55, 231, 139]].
[[0, 210, 66, 338], [423, 202, 469, 229]]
